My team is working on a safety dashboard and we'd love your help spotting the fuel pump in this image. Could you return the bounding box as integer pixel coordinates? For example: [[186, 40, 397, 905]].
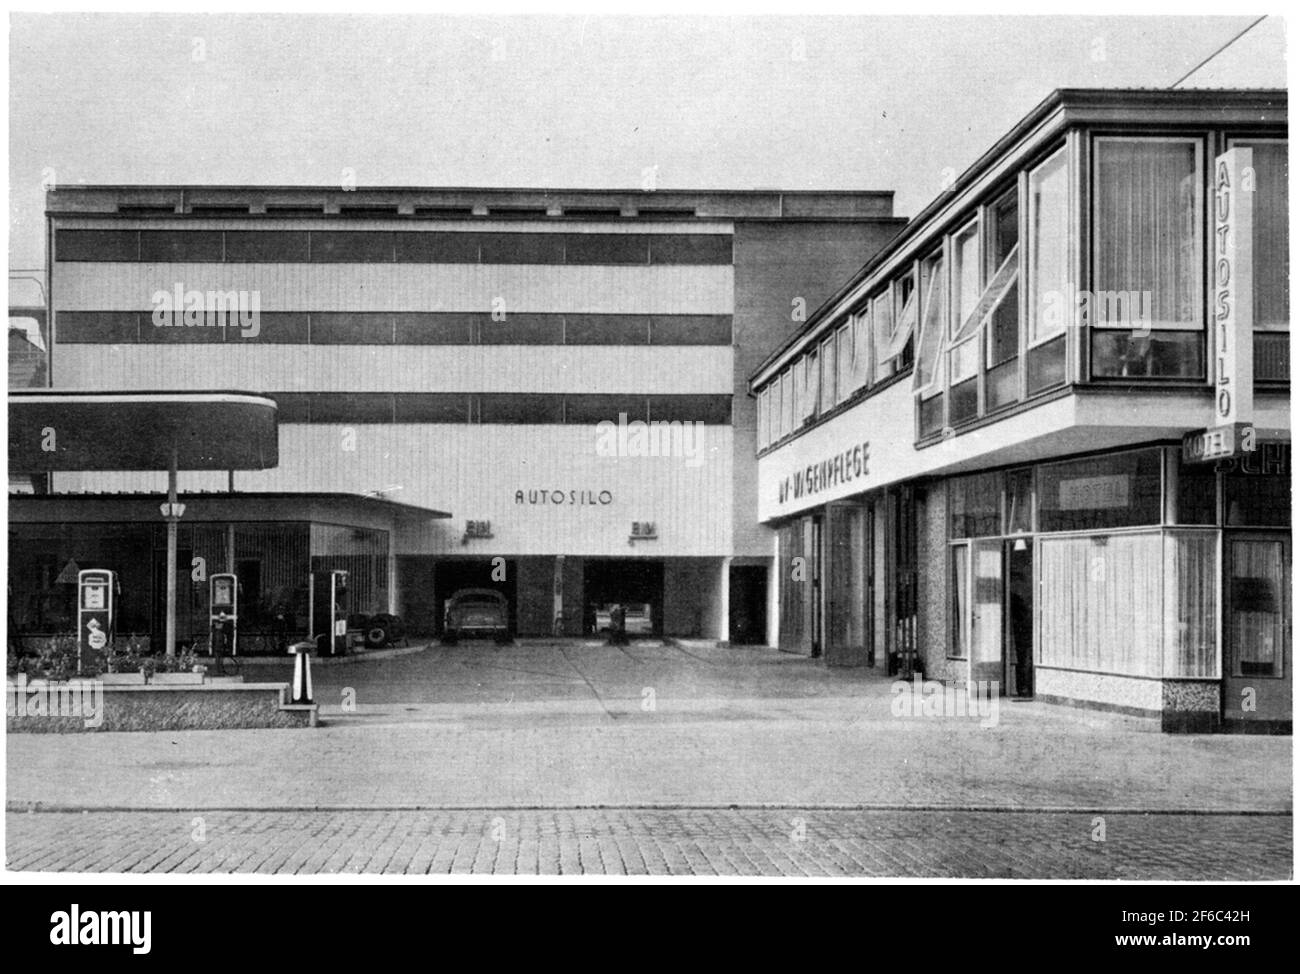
[[76, 569, 116, 675], [209, 572, 239, 660], [311, 570, 349, 657]]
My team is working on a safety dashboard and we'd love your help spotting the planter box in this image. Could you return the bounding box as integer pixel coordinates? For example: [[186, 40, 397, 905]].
[[99, 673, 147, 686], [148, 672, 205, 686]]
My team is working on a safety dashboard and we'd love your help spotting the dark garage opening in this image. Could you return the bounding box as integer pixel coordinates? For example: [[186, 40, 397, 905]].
[[582, 559, 664, 636]]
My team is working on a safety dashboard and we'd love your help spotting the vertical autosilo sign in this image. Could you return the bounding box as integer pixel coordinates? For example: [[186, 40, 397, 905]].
[[1213, 147, 1254, 426]]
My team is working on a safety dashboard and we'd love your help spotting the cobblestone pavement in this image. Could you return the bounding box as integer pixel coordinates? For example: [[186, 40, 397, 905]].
[[6, 808, 1290, 879]]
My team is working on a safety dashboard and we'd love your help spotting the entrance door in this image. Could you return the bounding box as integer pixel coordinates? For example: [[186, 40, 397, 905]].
[[809, 515, 824, 657], [1005, 540, 1034, 697], [1224, 535, 1291, 726], [969, 539, 1003, 688]]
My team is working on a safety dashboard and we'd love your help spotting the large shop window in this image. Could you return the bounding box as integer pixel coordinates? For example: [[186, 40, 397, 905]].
[[950, 472, 1002, 538], [1232, 140, 1290, 383], [1091, 138, 1205, 380], [1164, 531, 1218, 679], [1037, 449, 1162, 532], [1038, 532, 1214, 679], [1027, 147, 1070, 394]]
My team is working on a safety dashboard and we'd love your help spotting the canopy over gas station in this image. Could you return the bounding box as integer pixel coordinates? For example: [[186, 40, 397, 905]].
[[9, 390, 280, 656], [9, 390, 278, 471]]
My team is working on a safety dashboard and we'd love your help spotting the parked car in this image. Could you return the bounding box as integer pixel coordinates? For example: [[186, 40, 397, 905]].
[[442, 589, 511, 644], [594, 602, 653, 636]]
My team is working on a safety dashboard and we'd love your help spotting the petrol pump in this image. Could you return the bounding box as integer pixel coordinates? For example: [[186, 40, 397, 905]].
[[76, 569, 116, 674], [209, 572, 239, 659], [311, 570, 349, 657]]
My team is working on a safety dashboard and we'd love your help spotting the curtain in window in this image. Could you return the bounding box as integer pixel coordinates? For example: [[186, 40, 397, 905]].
[[1243, 142, 1289, 330], [780, 370, 792, 436], [1094, 139, 1200, 329], [1163, 531, 1219, 678], [820, 341, 836, 414], [801, 353, 818, 421], [851, 310, 872, 391], [913, 255, 947, 394], [1229, 539, 1285, 676], [1038, 533, 1164, 676], [837, 326, 854, 402]]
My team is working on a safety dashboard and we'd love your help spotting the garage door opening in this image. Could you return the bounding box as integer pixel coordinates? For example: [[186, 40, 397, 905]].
[[432, 558, 517, 636], [582, 559, 664, 637]]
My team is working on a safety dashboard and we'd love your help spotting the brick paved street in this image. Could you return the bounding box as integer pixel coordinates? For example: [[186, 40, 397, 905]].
[[6, 808, 1289, 878], [7, 642, 1292, 877]]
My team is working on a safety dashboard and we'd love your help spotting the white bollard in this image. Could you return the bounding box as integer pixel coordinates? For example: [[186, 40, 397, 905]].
[[289, 640, 314, 704]]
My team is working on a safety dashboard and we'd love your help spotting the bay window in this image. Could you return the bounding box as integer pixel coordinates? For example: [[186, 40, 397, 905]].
[[1090, 136, 1205, 379]]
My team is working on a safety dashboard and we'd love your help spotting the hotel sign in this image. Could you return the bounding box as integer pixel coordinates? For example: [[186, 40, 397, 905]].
[[1212, 147, 1253, 426], [1182, 422, 1256, 464]]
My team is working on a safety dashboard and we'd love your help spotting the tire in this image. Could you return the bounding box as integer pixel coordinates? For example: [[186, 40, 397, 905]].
[[364, 623, 389, 649]]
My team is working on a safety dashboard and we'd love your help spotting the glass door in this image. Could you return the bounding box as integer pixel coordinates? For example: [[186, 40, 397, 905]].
[[970, 539, 1004, 688]]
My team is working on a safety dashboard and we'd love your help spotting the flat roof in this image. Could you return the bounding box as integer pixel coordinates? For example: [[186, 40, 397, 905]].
[[46, 185, 898, 222], [9, 390, 278, 471], [9, 491, 451, 521]]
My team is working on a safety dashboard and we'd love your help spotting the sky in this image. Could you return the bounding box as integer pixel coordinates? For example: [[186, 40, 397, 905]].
[[6, 13, 1288, 275]]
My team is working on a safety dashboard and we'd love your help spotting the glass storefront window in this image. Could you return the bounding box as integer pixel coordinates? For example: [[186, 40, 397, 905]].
[[1223, 444, 1291, 526], [1004, 468, 1033, 534], [1164, 531, 1219, 678], [1174, 456, 1218, 525], [1038, 532, 1164, 677], [1037, 449, 1162, 532], [950, 472, 1002, 538]]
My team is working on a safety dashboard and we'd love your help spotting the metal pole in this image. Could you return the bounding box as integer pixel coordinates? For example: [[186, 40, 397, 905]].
[[165, 446, 178, 656], [226, 522, 236, 574]]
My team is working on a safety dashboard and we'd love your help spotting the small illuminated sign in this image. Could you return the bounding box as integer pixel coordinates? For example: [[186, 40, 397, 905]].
[[1182, 422, 1256, 464]]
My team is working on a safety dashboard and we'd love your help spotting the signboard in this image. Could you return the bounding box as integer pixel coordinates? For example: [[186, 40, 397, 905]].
[[776, 440, 871, 505], [1059, 475, 1130, 511], [1182, 422, 1256, 464], [1213, 147, 1254, 426]]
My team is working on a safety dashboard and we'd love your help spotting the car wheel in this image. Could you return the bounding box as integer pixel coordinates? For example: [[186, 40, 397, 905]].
[[364, 623, 389, 648]]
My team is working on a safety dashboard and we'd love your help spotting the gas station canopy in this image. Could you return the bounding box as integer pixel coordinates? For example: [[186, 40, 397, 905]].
[[9, 390, 278, 471]]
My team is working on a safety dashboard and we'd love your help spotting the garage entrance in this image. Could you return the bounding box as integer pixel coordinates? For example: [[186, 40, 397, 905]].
[[582, 559, 664, 636], [432, 558, 517, 636]]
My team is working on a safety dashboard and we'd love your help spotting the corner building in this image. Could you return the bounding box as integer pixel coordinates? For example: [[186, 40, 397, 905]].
[[750, 90, 1290, 732]]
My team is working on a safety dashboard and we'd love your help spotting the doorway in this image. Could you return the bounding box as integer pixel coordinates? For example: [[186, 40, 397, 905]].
[[1006, 540, 1034, 697], [728, 565, 768, 645]]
